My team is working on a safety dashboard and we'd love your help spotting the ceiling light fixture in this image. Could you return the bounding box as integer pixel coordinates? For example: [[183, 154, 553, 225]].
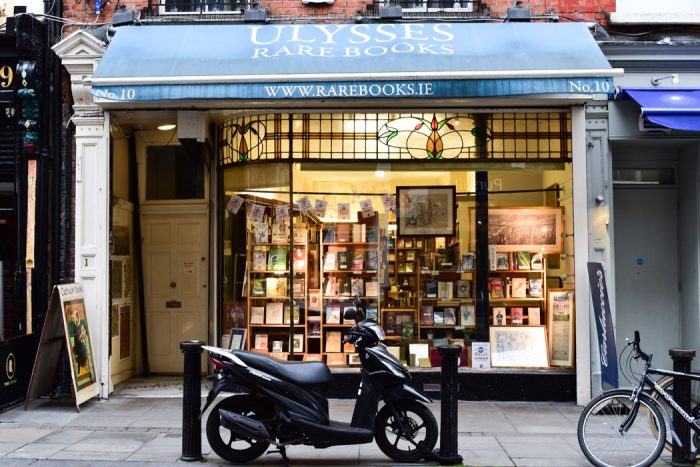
[[157, 123, 176, 131]]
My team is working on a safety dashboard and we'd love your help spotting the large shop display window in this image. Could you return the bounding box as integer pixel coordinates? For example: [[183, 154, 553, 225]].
[[220, 112, 575, 370]]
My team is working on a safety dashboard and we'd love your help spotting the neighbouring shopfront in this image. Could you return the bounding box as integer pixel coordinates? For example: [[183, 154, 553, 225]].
[[55, 21, 619, 403], [0, 15, 55, 411]]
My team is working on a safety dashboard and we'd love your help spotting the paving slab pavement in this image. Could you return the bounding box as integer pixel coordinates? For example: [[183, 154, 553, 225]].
[[0, 379, 676, 466]]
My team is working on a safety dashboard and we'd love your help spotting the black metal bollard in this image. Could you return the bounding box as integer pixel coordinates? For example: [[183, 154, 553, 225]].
[[669, 348, 695, 467], [437, 345, 463, 465], [180, 340, 204, 462]]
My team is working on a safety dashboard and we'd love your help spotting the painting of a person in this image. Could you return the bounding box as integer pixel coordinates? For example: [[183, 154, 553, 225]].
[[64, 300, 97, 390]]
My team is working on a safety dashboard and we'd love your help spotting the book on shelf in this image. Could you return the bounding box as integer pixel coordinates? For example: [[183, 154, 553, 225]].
[[324, 276, 338, 296], [351, 278, 364, 297], [293, 224, 307, 244], [265, 302, 284, 324], [338, 277, 352, 296], [291, 334, 304, 353], [530, 252, 544, 270], [283, 303, 300, 324], [460, 304, 475, 326], [432, 337, 449, 347], [272, 340, 284, 353], [495, 252, 510, 270], [351, 252, 364, 271], [489, 278, 504, 298], [529, 278, 543, 298], [366, 226, 378, 243], [293, 278, 304, 296], [489, 246, 497, 271], [386, 346, 402, 363], [515, 251, 531, 270], [336, 251, 349, 270], [343, 341, 355, 353], [270, 352, 288, 360], [265, 277, 287, 297], [267, 247, 287, 271], [433, 309, 444, 325], [254, 334, 268, 351], [527, 307, 541, 325], [336, 224, 352, 242], [292, 248, 306, 270], [325, 305, 341, 324], [323, 226, 335, 243], [221, 333, 231, 350], [252, 249, 267, 271], [352, 224, 365, 243], [308, 316, 321, 336], [365, 251, 378, 270], [253, 222, 268, 243], [420, 306, 434, 325], [457, 280, 471, 298], [424, 280, 438, 298], [271, 221, 289, 244], [443, 307, 457, 325], [365, 281, 379, 297], [366, 307, 378, 321], [348, 353, 361, 366], [325, 331, 342, 353], [511, 277, 527, 298], [326, 353, 346, 366], [342, 304, 355, 325], [323, 252, 337, 271], [449, 338, 465, 348], [252, 278, 266, 297], [461, 252, 475, 271], [401, 322, 414, 339], [511, 307, 524, 325], [250, 306, 265, 324], [492, 307, 506, 325]]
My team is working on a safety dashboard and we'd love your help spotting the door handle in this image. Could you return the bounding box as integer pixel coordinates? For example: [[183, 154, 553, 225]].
[[170, 282, 176, 288]]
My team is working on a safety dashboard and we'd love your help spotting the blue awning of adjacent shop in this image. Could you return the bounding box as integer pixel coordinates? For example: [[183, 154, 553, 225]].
[[90, 22, 621, 103], [619, 89, 700, 132]]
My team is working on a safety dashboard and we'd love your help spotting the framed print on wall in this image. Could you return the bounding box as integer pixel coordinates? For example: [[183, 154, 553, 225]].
[[547, 288, 575, 367], [229, 328, 247, 351], [468, 206, 564, 253], [396, 185, 456, 237]]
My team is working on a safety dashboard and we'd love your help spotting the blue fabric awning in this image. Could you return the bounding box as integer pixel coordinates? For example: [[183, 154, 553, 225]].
[[90, 22, 620, 103], [620, 89, 700, 132]]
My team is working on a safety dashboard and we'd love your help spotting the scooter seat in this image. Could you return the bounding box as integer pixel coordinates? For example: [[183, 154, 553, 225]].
[[233, 351, 332, 385]]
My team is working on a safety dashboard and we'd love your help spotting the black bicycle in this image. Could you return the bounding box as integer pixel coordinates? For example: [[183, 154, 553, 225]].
[[577, 331, 700, 467]]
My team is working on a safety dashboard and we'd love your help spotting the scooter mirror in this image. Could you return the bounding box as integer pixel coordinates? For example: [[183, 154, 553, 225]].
[[343, 307, 357, 322]]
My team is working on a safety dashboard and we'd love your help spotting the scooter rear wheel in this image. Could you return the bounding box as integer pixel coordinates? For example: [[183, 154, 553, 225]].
[[375, 399, 438, 462], [206, 395, 273, 463]]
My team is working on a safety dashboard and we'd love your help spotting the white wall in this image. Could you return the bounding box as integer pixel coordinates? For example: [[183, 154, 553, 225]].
[[611, 0, 700, 23]]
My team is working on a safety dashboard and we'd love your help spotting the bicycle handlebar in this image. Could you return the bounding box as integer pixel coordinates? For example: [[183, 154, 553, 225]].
[[629, 330, 651, 363]]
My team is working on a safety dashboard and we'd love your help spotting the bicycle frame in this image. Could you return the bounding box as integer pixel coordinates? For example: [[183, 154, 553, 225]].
[[645, 367, 700, 431]]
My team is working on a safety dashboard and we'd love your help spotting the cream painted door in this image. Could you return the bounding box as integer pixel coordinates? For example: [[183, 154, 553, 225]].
[[142, 209, 208, 373]]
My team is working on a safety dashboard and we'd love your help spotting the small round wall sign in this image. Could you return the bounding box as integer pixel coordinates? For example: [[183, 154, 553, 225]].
[[5, 352, 16, 380]]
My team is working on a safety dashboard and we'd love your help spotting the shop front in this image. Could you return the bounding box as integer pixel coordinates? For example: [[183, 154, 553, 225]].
[[55, 21, 619, 403]]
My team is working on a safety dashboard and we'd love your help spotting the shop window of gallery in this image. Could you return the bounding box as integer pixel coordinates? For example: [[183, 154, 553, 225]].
[[219, 112, 575, 371], [157, 0, 245, 14]]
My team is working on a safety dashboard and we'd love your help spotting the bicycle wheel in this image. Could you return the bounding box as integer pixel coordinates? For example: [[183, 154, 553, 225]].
[[578, 389, 665, 467], [649, 375, 700, 457]]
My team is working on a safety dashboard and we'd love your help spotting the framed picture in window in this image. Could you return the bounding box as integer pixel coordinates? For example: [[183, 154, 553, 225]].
[[229, 328, 247, 351], [489, 325, 548, 368], [468, 206, 564, 253], [396, 186, 456, 237], [547, 288, 575, 367]]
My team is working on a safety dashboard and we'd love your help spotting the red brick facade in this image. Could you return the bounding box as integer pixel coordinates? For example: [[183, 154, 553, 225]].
[[62, 0, 616, 27]]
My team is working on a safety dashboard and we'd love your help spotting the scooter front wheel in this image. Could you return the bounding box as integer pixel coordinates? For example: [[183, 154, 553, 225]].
[[375, 399, 438, 462], [205, 395, 273, 464]]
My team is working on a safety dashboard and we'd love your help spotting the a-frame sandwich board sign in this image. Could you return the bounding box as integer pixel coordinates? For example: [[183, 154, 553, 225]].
[[25, 283, 99, 411]]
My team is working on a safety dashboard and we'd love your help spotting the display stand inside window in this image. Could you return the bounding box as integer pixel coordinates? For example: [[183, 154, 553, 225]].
[[320, 214, 379, 366], [246, 214, 310, 359]]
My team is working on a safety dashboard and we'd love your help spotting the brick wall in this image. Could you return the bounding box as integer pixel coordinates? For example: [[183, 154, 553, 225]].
[[61, 0, 616, 27]]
